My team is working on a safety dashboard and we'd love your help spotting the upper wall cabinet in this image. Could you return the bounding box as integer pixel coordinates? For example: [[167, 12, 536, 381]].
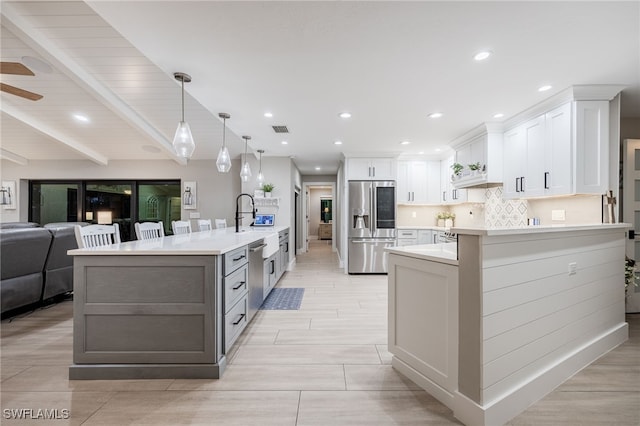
[[397, 160, 441, 204], [450, 123, 504, 189], [503, 91, 615, 199], [346, 157, 396, 180]]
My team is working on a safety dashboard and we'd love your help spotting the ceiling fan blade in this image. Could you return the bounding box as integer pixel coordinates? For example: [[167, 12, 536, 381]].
[[0, 83, 43, 101], [0, 62, 35, 76]]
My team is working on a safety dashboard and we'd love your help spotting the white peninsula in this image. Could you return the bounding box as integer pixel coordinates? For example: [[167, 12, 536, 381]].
[[386, 223, 629, 426]]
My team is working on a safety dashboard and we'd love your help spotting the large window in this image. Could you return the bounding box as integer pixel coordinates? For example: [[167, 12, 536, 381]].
[[30, 180, 180, 241]]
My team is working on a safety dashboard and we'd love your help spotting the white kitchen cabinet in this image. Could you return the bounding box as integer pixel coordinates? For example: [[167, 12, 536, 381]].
[[440, 156, 467, 204], [451, 123, 503, 188], [417, 230, 433, 244], [397, 160, 441, 204], [545, 102, 572, 195], [347, 157, 395, 180], [503, 97, 610, 199], [397, 229, 418, 246]]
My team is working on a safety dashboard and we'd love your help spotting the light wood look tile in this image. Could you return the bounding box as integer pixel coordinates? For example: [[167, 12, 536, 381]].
[[1, 240, 637, 426]]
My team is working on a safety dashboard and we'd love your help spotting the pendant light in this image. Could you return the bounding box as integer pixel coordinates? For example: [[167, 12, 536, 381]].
[[216, 113, 232, 172], [256, 149, 265, 184], [172, 72, 195, 159], [240, 135, 252, 182]]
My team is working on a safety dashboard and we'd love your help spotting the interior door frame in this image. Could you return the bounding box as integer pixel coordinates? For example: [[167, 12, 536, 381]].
[[623, 138, 640, 313], [301, 181, 336, 253]]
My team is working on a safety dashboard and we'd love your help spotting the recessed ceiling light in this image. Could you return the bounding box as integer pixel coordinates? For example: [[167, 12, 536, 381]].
[[435, 148, 442, 152], [538, 85, 552, 92], [418, 151, 425, 155], [281, 141, 288, 145], [315, 166, 321, 171], [493, 113, 504, 118], [264, 112, 273, 118], [73, 113, 89, 123], [400, 141, 411, 145], [339, 112, 351, 119], [473, 51, 492, 61], [428, 112, 443, 119], [334, 140, 343, 145]]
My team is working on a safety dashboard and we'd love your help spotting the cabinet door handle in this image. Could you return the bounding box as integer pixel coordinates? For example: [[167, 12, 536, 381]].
[[232, 254, 246, 262], [368, 166, 372, 177], [372, 166, 376, 176], [521, 176, 525, 192], [443, 191, 446, 201], [232, 313, 246, 325], [232, 281, 246, 290], [516, 177, 520, 192], [270, 260, 275, 274], [544, 172, 549, 189]]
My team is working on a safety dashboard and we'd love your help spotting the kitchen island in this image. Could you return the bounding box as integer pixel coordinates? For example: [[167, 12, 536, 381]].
[[68, 226, 289, 380], [387, 223, 629, 426]]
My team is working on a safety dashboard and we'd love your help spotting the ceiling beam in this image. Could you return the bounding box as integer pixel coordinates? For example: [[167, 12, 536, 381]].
[[0, 4, 187, 166], [0, 148, 28, 166], [2, 105, 109, 165]]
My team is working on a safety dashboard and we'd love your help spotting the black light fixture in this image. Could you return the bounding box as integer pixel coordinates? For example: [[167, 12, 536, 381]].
[[172, 72, 195, 159], [216, 113, 231, 172], [240, 135, 252, 182]]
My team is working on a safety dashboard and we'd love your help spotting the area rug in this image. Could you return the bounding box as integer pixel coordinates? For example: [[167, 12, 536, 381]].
[[260, 288, 305, 310]]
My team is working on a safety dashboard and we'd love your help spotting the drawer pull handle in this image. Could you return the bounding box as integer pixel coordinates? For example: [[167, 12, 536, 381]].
[[232, 313, 246, 325], [232, 281, 246, 290], [232, 255, 246, 261]]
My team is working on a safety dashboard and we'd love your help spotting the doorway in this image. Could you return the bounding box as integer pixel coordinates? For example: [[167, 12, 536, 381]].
[[623, 139, 640, 313], [302, 182, 336, 253]]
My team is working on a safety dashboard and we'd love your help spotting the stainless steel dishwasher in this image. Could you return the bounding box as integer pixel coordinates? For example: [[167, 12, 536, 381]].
[[248, 240, 267, 321]]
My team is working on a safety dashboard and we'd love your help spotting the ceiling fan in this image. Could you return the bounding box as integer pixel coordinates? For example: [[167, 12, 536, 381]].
[[0, 61, 43, 101]]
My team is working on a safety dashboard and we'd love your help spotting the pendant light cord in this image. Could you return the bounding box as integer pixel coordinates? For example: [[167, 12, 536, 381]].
[[180, 77, 185, 122], [222, 117, 226, 148]]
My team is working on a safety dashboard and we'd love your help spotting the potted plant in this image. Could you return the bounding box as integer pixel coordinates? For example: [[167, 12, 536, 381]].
[[625, 256, 638, 298], [261, 183, 275, 198], [451, 163, 464, 180], [468, 162, 482, 175], [445, 212, 455, 228]]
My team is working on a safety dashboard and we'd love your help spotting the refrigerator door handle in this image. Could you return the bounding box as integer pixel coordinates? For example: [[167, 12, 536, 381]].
[[370, 185, 375, 235]]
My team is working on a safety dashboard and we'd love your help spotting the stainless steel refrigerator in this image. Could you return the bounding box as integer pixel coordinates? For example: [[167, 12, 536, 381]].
[[348, 180, 396, 274]]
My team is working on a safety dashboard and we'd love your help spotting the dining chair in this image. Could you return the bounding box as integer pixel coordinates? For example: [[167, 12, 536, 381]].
[[74, 224, 121, 248], [197, 219, 212, 232], [215, 219, 227, 229], [171, 220, 192, 235], [134, 221, 165, 240]]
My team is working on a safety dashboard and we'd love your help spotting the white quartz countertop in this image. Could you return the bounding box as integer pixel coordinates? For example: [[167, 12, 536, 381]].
[[386, 243, 458, 266], [452, 223, 630, 236], [68, 226, 289, 256]]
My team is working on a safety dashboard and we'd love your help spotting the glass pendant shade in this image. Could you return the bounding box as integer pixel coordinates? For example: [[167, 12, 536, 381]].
[[256, 149, 265, 184], [173, 121, 195, 158], [216, 113, 232, 173], [172, 72, 195, 159], [240, 161, 252, 182], [216, 146, 231, 172], [240, 135, 252, 182]]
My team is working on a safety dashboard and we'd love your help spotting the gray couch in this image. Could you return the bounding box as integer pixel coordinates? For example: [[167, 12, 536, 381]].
[[1, 222, 86, 315], [1, 227, 53, 313]]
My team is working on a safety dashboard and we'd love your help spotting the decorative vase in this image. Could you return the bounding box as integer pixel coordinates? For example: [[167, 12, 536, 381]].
[[445, 219, 453, 228], [437, 219, 445, 227], [265, 192, 272, 198]]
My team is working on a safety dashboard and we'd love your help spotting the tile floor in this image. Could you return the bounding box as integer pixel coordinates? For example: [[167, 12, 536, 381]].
[[1, 239, 639, 425]]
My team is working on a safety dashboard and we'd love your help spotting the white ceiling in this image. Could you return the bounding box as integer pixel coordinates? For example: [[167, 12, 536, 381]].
[[1, 1, 639, 175]]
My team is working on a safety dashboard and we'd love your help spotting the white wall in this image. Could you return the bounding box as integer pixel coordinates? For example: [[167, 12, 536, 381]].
[[0, 159, 241, 226]]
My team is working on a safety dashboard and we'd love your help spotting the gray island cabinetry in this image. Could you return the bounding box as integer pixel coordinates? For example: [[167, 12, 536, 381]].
[[68, 227, 288, 380]]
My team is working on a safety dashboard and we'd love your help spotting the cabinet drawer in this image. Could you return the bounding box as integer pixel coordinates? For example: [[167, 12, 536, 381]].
[[396, 238, 417, 247], [224, 264, 248, 313], [225, 295, 248, 350], [397, 229, 417, 238], [224, 246, 248, 275]]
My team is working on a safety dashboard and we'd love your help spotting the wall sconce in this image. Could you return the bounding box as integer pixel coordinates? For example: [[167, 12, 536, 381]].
[[97, 211, 113, 225], [1, 181, 16, 210], [183, 181, 197, 210]]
